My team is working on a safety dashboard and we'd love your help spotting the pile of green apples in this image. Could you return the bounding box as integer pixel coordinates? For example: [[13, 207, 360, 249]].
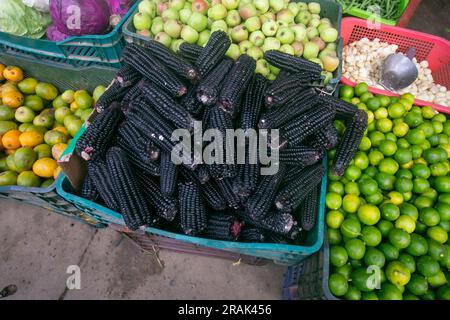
[[133, 0, 339, 80]]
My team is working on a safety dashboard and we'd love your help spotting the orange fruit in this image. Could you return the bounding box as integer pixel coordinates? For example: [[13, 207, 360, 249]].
[[19, 130, 44, 148], [3, 66, 24, 82], [0, 64, 5, 81], [52, 126, 69, 136], [2, 130, 21, 149], [0, 83, 17, 98], [53, 166, 61, 180], [32, 157, 58, 178], [52, 143, 67, 160], [2, 90, 24, 108]]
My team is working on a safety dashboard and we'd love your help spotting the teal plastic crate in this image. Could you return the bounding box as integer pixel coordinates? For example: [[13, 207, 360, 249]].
[[56, 130, 327, 265], [123, 0, 343, 93], [0, 51, 116, 227], [0, 2, 138, 68]]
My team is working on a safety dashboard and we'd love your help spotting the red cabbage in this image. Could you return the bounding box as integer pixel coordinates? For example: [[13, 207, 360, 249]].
[[108, 0, 135, 15], [46, 23, 71, 41], [49, 0, 111, 36]]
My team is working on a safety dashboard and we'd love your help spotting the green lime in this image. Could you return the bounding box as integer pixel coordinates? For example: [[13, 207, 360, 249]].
[[411, 163, 431, 178], [366, 97, 381, 111], [403, 293, 419, 300], [361, 226, 382, 247], [328, 148, 337, 160], [385, 132, 398, 142], [326, 210, 345, 229], [357, 204, 381, 225], [423, 148, 443, 164], [404, 111, 423, 128], [374, 107, 388, 120], [378, 283, 403, 300], [355, 82, 369, 96], [328, 181, 345, 195], [433, 113, 447, 123], [438, 134, 449, 145], [328, 167, 341, 181], [381, 203, 400, 221], [359, 178, 378, 196], [330, 245, 349, 267], [425, 238, 444, 260], [378, 95, 390, 107], [420, 207, 440, 226], [375, 172, 396, 191], [437, 286, 450, 300], [420, 139, 431, 151], [386, 261, 411, 287], [367, 121, 376, 132], [394, 148, 412, 165], [432, 120, 444, 134], [411, 145, 423, 159], [394, 177, 413, 193], [414, 195, 433, 209], [377, 220, 394, 238], [339, 85, 354, 99], [334, 264, 352, 280], [340, 219, 361, 238], [427, 226, 448, 244], [427, 271, 447, 287], [358, 136, 372, 151], [388, 228, 411, 249], [406, 233, 428, 256], [364, 247, 385, 267], [415, 221, 427, 234], [369, 150, 385, 166], [439, 193, 450, 205], [344, 181, 360, 195], [413, 178, 430, 194], [422, 106, 437, 119], [417, 256, 440, 277], [395, 215, 416, 234], [342, 194, 361, 213], [402, 192, 413, 202], [398, 253, 416, 273], [328, 273, 349, 297], [344, 286, 361, 300], [406, 128, 426, 145], [418, 122, 434, 138], [406, 274, 428, 296], [369, 131, 385, 147], [436, 202, 450, 221], [393, 122, 409, 137], [365, 192, 384, 205], [388, 102, 406, 119], [379, 140, 398, 156], [365, 166, 379, 178], [378, 158, 399, 175], [379, 243, 399, 261], [430, 162, 448, 176], [350, 259, 363, 268], [351, 268, 375, 292], [353, 152, 369, 170], [376, 118, 393, 133], [421, 290, 436, 300], [439, 220, 450, 232], [396, 169, 413, 179], [328, 228, 342, 245], [397, 139, 411, 150], [326, 192, 342, 210], [362, 292, 379, 300], [428, 134, 440, 147], [344, 165, 361, 181], [360, 92, 374, 103], [345, 238, 366, 260], [422, 188, 438, 201], [433, 176, 450, 193]]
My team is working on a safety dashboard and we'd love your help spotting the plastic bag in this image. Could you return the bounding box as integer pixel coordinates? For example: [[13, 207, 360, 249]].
[[0, 0, 51, 38], [22, 0, 50, 12]]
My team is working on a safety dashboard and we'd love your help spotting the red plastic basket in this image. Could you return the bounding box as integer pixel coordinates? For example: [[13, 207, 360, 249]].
[[340, 17, 450, 113]]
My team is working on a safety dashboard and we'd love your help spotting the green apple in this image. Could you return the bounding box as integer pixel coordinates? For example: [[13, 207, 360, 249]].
[[156, 2, 168, 15], [133, 13, 152, 31], [222, 0, 239, 10], [297, 2, 308, 11], [279, 44, 295, 55], [292, 41, 304, 56], [310, 36, 326, 50], [171, 39, 185, 52], [249, 30, 265, 46], [322, 71, 333, 85], [164, 19, 182, 38], [303, 41, 320, 59], [306, 26, 319, 40], [239, 40, 253, 54], [262, 20, 278, 36], [269, 64, 280, 75], [308, 18, 321, 28], [277, 9, 295, 24], [244, 16, 261, 32], [226, 10, 241, 27], [276, 27, 295, 44], [326, 42, 337, 51], [137, 30, 151, 38], [208, 4, 228, 20], [308, 2, 321, 14], [290, 24, 307, 42], [225, 43, 241, 60], [239, 3, 258, 20], [169, 0, 185, 11], [138, 0, 156, 17], [188, 12, 208, 32], [260, 12, 275, 24], [155, 32, 172, 47], [162, 8, 179, 21], [295, 10, 311, 25], [230, 25, 249, 42], [255, 59, 270, 77], [192, 0, 209, 14], [181, 25, 199, 43], [311, 13, 321, 20], [321, 52, 340, 72], [197, 30, 211, 46], [308, 57, 323, 68], [320, 27, 338, 43], [287, 2, 299, 16], [269, 0, 284, 12], [15, 107, 35, 123], [277, 20, 289, 28], [211, 20, 228, 32], [254, 0, 270, 14], [317, 21, 331, 34], [179, 8, 192, 24], [262, 37, 281, 51], [246, 46, 264, 60], [151, 17, 164, 35]]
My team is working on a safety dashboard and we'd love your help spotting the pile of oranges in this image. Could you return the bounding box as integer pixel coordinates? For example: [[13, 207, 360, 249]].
[[0, 63, 106, 187]]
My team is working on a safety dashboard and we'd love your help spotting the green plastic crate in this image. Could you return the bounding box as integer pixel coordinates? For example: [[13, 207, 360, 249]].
[[0, 2, 138, 68], [337, 0, 409, 26], [0, 51, 116, 227], [123, 0, 343, 93]]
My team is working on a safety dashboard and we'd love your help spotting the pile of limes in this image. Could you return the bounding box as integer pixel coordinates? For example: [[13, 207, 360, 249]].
[[0, 63, 106, 188], [325, 83, 450, 300]]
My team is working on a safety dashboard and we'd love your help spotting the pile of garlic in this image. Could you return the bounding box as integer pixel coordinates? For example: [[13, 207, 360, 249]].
[[343, 37, 450, 106]]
